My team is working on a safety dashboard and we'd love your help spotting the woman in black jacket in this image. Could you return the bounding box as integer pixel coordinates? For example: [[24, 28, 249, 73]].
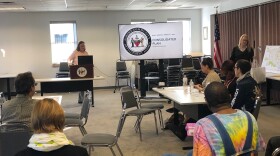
[[230, 34, 254, 63]]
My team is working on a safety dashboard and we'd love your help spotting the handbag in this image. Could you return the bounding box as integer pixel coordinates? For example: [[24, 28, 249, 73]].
[[250, 59, 266, 84]]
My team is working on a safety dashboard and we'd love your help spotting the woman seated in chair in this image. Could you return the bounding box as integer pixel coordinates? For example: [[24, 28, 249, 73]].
[[15, 99, 88, 156], [194, 57, 221, 91], [220, 60, 237, 100]]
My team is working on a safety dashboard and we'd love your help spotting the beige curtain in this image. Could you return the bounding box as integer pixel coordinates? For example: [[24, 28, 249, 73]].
[[260, 1, 280, 102], [211, 6, 259, 63], [260, 1, 280, 64]]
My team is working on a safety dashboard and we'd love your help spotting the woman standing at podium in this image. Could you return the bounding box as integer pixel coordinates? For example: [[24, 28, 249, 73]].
[[68, 41, 89, 103]]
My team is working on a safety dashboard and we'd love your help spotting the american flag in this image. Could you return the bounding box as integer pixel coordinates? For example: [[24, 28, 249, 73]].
[[213, 14, 222, 69]]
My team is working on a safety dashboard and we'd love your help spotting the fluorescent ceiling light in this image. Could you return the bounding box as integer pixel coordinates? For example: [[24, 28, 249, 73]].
[[0, 7, 25, 11]]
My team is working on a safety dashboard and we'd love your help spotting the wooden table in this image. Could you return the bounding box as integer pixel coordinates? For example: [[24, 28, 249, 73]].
[[36, 76, 104, 107], [0, 73, 17, 100], [153, 86, 211, 122], [32, 95, 62, 104]]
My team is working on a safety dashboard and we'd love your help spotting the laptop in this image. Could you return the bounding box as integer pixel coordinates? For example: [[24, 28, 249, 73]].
[[78, 55, 93, 65]]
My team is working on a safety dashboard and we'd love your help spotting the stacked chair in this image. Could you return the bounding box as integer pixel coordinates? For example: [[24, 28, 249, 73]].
[[166, 59, 181, 86], [113, 60, 131, 93]]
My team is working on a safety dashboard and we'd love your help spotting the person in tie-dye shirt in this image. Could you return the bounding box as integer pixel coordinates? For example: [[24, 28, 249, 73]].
[[191, 82, 265, 156]]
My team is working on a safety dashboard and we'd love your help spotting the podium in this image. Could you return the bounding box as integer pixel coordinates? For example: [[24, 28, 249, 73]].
[[69, 64, 94, 79]]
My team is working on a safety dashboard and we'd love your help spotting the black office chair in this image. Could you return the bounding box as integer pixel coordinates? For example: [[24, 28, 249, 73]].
[[56, 62, 70, 78], [0, 122, 32, 156], [113, 60, 131, 93], [181, 55, 194, 71], [193, 58, 201, 70], [252, 87, 262, 120]]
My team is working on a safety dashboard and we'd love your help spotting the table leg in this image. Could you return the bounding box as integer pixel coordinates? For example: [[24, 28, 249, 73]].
[[6, 78, 11, 100], [267, 78, 271, 105], [173, 103, 179, 125], [91, 89, 94, 107]]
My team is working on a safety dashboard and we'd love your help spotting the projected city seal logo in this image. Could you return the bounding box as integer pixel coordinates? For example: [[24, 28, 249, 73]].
[[123, 28, 151, 56]]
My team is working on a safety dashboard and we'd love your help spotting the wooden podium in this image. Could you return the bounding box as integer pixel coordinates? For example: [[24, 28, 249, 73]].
[[69, 64, 94, 79]]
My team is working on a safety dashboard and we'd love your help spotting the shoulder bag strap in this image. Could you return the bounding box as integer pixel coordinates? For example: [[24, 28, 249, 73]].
[[206, 115, 236, 156], [242, 111, 253, 151]]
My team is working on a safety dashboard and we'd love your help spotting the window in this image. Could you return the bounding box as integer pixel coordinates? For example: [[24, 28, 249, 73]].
[[49, 22, 77, 65], [167, 19, 191, 55]]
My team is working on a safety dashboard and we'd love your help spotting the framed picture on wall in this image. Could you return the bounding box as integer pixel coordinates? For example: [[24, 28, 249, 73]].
[[203, 27, 208, 40]]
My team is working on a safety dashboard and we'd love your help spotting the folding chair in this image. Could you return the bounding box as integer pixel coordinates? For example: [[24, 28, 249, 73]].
[[64, 91, 91, 136], [120, 87, 158, 141], [81, 108, 126, 156]]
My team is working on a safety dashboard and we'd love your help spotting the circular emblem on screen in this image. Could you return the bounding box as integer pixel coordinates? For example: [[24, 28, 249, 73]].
[[77, 67, 87, 77], [123, 28, 151, 56]]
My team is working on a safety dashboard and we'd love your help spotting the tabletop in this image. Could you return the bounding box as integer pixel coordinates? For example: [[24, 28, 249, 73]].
[[32, 95, 62, 104], [35, 75, 104, 82], [153, 86, 206, 105]]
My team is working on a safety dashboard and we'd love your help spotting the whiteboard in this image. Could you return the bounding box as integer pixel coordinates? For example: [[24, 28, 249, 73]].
[[261, 46, 280, 73]]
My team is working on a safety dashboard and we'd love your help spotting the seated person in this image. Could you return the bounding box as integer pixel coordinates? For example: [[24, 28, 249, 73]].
[[221, 60, 237, 99], [194, 57, 221, 91], [15, 98, 88, 156], [191, 82, 265, 156], [265, 136, 280, 156], [2, 72, 38, 126], [231, 59, 258, 113]]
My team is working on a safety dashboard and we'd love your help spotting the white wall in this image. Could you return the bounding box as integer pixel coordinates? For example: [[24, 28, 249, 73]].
[[0, 9, 201, 87], [201, 0, 272, 55]]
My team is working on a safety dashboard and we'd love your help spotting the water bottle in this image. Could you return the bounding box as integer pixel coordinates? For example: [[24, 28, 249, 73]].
[[183, 75, 188, 87], [189, 79, 194, 93]]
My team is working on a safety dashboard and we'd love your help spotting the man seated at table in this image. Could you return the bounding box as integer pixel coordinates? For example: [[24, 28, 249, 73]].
[[191, 82, 265, 156], [2, 72, 38, 126], [231, 59, 258, 113]]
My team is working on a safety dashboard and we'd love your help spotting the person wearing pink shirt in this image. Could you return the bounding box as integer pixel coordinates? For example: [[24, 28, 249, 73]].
[[68, 41, 89, 103], [68, 41, 89, 65]]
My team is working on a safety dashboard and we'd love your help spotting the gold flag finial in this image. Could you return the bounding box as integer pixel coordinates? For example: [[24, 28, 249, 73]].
[[214, 6, 219, 14]]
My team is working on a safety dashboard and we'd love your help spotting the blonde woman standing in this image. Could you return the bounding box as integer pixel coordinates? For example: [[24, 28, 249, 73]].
[[230, 34, 254, 63]]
